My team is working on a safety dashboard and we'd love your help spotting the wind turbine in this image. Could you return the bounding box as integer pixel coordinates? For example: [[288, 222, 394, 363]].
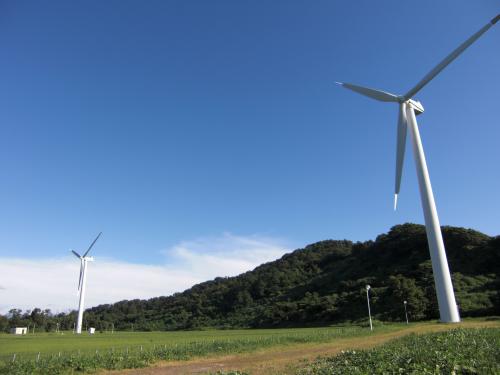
[[338, 14, 499, 323], [71, 232, 102, 334]]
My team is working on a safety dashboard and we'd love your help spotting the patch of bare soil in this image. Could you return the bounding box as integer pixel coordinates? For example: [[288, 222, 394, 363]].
[[105, 320, 498, 375]]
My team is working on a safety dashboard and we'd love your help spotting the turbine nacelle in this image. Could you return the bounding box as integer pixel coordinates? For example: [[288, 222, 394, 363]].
[[407, 99, 424, 115], [71, 252, 95, 261]]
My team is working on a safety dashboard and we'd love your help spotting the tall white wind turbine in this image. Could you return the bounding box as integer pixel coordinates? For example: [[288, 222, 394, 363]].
[[338, 14, 499, 323], [71, 232, 102, 334]]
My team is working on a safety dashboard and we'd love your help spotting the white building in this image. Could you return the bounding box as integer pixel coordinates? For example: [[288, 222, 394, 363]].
[[10, 327, 28, 335]]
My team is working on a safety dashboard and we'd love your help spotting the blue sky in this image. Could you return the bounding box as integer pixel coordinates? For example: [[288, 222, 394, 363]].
[[0, 1, 499, 311]]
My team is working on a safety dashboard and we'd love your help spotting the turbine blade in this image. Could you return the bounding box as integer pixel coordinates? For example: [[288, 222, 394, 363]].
[[404, 16, 498, 99], [71, 250, 81, 258], [83, 232, 102, 257], [77, 261, 84, 292], [394, 103, 408, 210], [336, 82, 400, 102]]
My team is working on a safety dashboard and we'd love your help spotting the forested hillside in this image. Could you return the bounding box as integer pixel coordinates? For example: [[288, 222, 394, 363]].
[[3, 224, 499, 332], [83, 224, 499, 330]]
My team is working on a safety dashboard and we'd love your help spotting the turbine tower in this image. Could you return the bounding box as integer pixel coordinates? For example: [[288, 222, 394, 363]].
[[338, 15, 499, 323], [71, 232, 102, 334]]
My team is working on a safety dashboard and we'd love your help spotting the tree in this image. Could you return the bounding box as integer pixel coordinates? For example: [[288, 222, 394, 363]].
[[383, 275, 427, 321]]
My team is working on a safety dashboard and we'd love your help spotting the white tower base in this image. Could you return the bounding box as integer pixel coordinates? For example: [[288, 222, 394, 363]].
[[76, 259, 89, 334], [406, 101, 460, 323]]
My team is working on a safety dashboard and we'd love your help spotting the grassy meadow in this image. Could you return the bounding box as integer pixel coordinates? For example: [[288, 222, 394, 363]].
[[298, 328, 500, 374], [0, 319, 498, 374], [0, 324, 378, 374], [0, 325, 371, 357]]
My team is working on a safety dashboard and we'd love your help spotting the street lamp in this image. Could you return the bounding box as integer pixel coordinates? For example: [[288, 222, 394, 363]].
[[403, 300, 409, 324], [366, 285, 373, 331]]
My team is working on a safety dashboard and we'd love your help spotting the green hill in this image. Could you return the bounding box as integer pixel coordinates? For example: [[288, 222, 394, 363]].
[[2, 223, 498, 332], [84, 224, 499, 330]]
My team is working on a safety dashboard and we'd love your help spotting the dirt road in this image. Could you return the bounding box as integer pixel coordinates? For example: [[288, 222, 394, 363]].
[[107, 320, 498, 375]]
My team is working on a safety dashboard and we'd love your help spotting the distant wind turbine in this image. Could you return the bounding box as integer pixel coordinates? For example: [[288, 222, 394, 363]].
[[71, 232, 102, 334], [337, 14, 499, 323]]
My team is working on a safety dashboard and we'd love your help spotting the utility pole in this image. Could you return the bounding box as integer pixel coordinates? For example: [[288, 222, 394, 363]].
[[403, 301, 409, 324], [366, 285, 373, 331]]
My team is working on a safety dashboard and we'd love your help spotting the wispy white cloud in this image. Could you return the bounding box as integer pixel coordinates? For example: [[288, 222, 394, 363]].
[[165, 232, 289, 277], [0, 233, 290, 314]]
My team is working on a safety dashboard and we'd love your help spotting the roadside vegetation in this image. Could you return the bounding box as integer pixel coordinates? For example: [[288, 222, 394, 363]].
[[297, 328, 500, 374]]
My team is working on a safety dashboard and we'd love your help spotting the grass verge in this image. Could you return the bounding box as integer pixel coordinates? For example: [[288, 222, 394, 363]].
[[297, 328, 500, 374]]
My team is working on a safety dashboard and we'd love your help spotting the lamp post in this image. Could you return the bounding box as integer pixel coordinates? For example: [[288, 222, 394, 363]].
[[403, 300, 409, 324], [366, 285, 373, 331]]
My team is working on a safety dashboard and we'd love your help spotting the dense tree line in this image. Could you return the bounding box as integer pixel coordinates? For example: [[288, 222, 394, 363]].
[[2, 224, 499, 332], [0, 308, 77, 333]]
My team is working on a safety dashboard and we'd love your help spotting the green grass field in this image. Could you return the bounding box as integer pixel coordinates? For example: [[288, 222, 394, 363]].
[[0, 325, 371, 357], [0, 324, 397, 374], [0, 319, 497, 374]]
